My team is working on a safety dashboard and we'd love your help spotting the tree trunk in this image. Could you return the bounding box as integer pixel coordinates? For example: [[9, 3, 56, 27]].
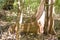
[[44, 0, 49, 35], [44, 0, 56, 35], [16, 0, 24, 40], [48, 0, 56, 35], [16, 0, 21, 40], [36, 0, 45, 20]]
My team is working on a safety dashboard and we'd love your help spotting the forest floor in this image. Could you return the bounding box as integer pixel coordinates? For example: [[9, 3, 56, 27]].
[[0, 32, 58, 40], [0, 17, 60, 40], [0, 21, 59, 40]]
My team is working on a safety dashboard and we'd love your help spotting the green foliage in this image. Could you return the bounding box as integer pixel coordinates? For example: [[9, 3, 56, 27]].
[[55, 0, 60, 14], [13, 0, 18, 12], [55, 0, 60, 6], [0, 0, 6, 9], [24, 0, 40, 11]]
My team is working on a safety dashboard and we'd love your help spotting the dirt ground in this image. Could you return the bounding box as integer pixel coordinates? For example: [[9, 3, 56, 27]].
[[0, 32, 58, 40]]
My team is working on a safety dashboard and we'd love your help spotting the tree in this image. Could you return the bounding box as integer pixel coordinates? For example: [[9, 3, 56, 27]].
[[44, 0, 56, 35], [16, 0, 24, 40]]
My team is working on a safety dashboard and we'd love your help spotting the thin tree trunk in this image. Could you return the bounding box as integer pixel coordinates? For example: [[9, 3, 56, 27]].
[[16, 0, 21, 40], [48, 0, 56, 35], [16, 0, 24, 40], [44, 0, 49, 35], [36, 0, 45, 20]]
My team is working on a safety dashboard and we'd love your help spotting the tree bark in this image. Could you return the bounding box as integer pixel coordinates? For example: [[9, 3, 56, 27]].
[[44, 0, 49, 35], [48, 0, 56, 35], [16, 0, 21, 40], [44, 0, 56, 35], [36, 0, 45, 20]]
